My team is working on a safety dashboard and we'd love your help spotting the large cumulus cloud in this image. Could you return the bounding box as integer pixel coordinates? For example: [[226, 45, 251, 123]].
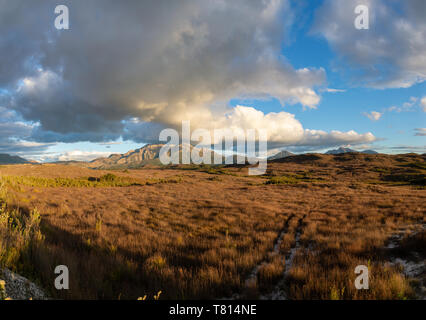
[[0, 0, 375, 154], [124, 106, 376, 149]]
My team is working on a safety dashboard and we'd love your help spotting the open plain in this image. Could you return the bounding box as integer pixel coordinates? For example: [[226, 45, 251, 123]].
[[0, 152, 425, 300]]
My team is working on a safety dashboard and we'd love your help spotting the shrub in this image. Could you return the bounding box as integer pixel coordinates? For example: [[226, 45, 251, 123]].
[[100, 173, 118, 183], [0, 280, 6, 300], [0, 179, 44, 272]]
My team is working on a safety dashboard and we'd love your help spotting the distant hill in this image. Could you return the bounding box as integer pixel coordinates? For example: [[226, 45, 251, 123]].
[[88, 144, 165, 169], [81, 145, 382, 169], [325, 147, 357, 154], [0, 154, 32, 164], [88, 144, 220, 169], [325, 147, 378, 155], [267, 150, 294, 160], [53, 160, 89, 167], [360, 149, 378, 154]]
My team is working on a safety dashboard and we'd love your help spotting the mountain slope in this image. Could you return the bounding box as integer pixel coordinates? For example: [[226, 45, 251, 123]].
[[88, 144, 220, 169], [361, 149, 378, 154], [325, 147, 378, 155], [325, 147, 357, 154], [88, 144, 164, 169], [267, 150, 294, 160], [0, 154, 31, 164]]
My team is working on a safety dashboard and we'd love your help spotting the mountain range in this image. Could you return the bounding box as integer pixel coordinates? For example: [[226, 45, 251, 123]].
[[0, 153, 34, 165], [88, 144, 281, 169], [0, 145, 380, 168], [325, 147, 378, 155], [87, 144, 219, 169], [267, 150, 294, 160], [88, 144, 164, 169]]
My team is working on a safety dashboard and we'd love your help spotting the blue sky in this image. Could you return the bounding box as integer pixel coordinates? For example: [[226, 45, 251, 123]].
[[230, 0, 425, 154], [0, 0, 425, 161]]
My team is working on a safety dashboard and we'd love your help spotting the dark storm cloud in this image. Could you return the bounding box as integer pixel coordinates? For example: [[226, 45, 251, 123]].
[[1, 0, 379, 152], [0, 106, 51, 154], [1, 0, 324, 137]]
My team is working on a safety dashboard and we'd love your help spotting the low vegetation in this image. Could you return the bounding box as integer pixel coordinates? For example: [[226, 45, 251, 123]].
[[0, 180, 45, 299], [0, 174, 183, 189], [0, 153, 424, 299]]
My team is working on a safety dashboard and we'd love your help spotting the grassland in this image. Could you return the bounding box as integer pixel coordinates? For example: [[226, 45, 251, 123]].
[[0, 153, 425, 300]]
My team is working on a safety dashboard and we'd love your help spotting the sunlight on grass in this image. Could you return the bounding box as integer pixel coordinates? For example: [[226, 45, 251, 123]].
[[0, 174, 183, 188]]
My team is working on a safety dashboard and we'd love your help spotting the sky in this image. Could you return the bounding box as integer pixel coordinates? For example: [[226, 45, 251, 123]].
[[0, 0, 425, 162]]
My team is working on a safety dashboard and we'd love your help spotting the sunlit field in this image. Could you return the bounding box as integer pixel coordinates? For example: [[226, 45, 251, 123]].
[[1, 152, 424, 300]]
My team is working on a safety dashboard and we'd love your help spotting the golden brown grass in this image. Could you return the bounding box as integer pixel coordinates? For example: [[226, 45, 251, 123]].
[[0, 153, 424, 299]]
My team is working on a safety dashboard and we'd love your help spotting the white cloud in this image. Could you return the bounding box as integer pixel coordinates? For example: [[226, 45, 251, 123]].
[[421, 97, 426, 112], [323, 88, 346, 93], [98, 141, 123, 146], [363, 96, 425, 122], [363, 111, 382, 121], [202, 105, 376, 147], [300, 129, 376, 147], [212, 106, 304, 144], [124, 105, 376, 148], [56, 150, 113, 162], [313, 0, 426, 88], [414, 128, 426, 136], [387, 96, 424, 113]]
